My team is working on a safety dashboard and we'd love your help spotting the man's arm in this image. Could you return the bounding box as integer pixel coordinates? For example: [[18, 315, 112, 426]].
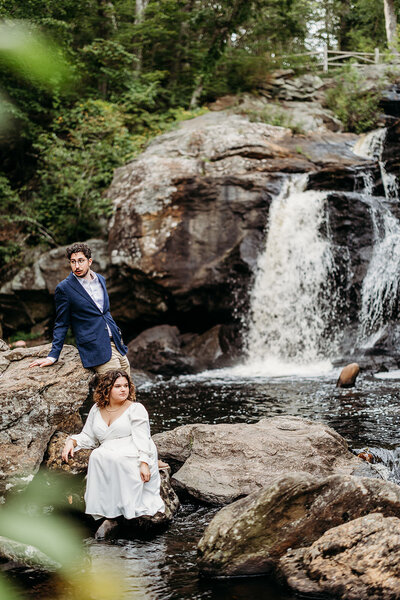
[[29, 286, 70, 368]]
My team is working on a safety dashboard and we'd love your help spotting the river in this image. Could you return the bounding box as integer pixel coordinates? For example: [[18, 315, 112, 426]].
[[81, 368, 400, 600]]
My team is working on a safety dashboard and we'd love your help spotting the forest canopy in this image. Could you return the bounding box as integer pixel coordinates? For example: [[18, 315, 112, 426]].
[[0, 0, 399, 264]]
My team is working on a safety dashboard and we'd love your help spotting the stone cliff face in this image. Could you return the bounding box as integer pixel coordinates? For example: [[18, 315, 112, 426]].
[[1, 88, 400, 372]]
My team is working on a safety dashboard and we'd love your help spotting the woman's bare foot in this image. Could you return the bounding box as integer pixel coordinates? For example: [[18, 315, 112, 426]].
[[158, 459, 169, 469]]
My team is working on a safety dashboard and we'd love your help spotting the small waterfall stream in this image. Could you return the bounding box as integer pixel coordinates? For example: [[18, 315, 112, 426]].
[[354, 129, 400, 347], [238, 175, 338, 376]]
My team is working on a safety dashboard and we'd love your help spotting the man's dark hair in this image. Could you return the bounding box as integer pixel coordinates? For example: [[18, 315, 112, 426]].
[[66, 242, 92, 260]]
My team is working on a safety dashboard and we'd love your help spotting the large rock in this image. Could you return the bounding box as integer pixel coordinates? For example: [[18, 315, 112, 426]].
[[279, 512, 400, 600], [0, 343, 91, 498], [45, 430, 180, 525], [127, 325, 194, 375], [153, 415, 369, 504], [197, 473, 400, 576]]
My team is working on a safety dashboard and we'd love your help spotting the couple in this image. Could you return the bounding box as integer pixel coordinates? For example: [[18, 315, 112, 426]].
[[30, 242, 165, 529]]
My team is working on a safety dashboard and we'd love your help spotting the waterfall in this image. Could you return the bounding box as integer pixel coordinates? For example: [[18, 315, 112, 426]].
[[237, 175, 337, 376], [353, 129, 400, 344]]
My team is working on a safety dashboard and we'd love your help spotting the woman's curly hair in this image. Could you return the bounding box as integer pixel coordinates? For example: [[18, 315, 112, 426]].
[[94, 370, 136, 408]]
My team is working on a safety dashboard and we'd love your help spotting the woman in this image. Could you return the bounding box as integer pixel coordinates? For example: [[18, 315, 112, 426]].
[[62, 370, 165, 526]]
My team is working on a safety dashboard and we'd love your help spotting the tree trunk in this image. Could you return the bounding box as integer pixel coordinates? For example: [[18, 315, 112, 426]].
[[135, 0, 149, 24], [383, 0, 398, 54], [189, 76, 204, 109]]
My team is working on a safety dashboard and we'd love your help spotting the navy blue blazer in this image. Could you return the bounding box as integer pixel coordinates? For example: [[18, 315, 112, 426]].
[[48, 272, 128, 369]]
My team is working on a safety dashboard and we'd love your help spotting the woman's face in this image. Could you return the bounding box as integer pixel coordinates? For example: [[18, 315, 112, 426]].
[[109, 376, 130, 403]]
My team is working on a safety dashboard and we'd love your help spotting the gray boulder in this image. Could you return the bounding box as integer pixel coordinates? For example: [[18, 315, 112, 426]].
[[279, 512, 400, 600], [197, 473, 400, 576], [153, 415, 369, 504]]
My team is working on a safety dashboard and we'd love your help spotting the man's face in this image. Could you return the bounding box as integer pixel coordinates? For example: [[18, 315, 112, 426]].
[[69, 251, 92, 278]]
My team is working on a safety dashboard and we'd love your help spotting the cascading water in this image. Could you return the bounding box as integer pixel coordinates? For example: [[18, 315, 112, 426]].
[[354, 129, 400, 346], [236, 175, 338, 376]]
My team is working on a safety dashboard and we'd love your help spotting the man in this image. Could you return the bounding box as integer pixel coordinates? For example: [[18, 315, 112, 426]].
[[29, 242, 129, 373]]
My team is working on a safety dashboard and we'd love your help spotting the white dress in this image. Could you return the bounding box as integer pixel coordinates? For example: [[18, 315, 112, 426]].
[[70, 402, 165, 520]]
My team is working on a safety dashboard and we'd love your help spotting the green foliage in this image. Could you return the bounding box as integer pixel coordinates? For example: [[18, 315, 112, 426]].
[[31, 99, 144, 243], [325, 66, 384, 133], [0, 175, 23, 266]]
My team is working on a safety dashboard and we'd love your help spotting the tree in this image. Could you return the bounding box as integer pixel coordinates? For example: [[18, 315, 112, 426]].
[[383, 0, 399, 53]]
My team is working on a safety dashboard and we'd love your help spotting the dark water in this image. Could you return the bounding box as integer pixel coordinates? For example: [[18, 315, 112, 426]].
[[83, 370, 400, 600]]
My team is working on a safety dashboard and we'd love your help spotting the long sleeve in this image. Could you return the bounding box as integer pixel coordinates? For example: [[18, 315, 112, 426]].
[[129, 403, 157, 467], [70, 405, 99, 450], [48, 285, 71, 361]]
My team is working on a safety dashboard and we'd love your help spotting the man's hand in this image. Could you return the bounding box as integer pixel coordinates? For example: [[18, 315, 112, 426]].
[[29, 357, 54, 368], [140, 462, 151, 482]]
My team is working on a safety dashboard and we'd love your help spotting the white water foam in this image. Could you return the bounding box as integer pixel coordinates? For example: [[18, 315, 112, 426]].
[[228, 175, 337, 377]]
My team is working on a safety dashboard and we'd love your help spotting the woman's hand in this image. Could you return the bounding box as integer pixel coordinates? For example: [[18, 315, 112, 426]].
[[140, 462, 150, 482], [62, 438, 76, 463]]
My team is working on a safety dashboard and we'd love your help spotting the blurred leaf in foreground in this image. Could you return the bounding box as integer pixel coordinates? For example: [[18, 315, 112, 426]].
[[0, 20, 73, 91]]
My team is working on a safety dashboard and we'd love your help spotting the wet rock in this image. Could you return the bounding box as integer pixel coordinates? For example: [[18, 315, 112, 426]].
[[337, 362, 360, 387], [0, 343, 91, 498], [105, 109, 363, 337], [153, 416, 368, 504], [127, 323, 236, 375], [135, 467, 180, 528], [95, 518, 118, 540], [279, 512, 400, 600], [197, 473, 400, 576], [127, 325, 194, 375], [0, 535, 60, 572]]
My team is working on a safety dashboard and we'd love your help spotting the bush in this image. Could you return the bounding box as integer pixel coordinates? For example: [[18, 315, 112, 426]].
[[325, 66, 383, 133]]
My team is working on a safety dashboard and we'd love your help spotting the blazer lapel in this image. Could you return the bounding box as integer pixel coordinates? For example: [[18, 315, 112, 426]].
[[66, 272, 101, 312]]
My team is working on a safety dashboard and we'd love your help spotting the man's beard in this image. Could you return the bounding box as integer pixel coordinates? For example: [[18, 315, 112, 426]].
[[74, 267, 90, 278]]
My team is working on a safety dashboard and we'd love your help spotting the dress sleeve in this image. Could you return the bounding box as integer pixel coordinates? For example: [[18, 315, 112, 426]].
[[130, 403, 157, 467], [69, 405, 99, 450]]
